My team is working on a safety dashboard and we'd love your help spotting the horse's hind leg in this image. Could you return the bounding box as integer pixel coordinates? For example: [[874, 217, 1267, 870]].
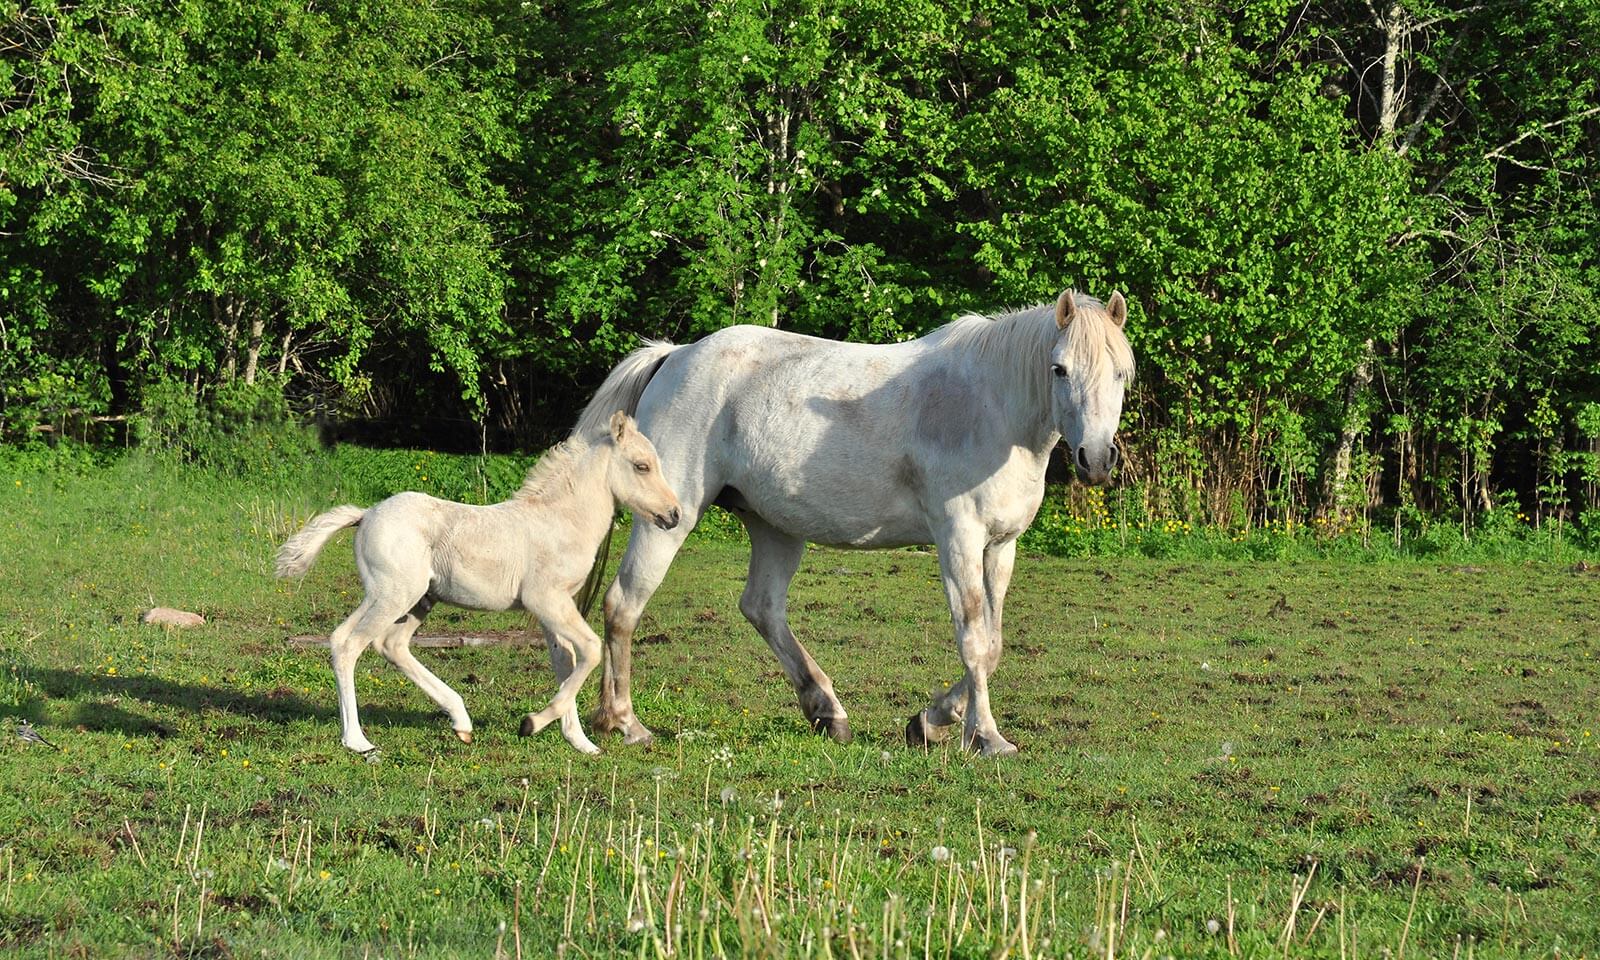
[[375, 603, 473, 744], [593, 516, 696, 745], [740, 516, 850, 743]]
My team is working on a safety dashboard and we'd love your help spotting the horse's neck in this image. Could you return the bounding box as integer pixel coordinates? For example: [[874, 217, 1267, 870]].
[[935, 307, 1059, 455]]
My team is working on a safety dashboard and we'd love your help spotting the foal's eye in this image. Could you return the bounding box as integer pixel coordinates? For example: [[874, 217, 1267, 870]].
[[633, 461, 650, 473], [1050, 364, 1066, 379]]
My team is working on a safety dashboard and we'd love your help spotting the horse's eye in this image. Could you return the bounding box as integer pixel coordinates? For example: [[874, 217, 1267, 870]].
[[633, 462, 650, 473], [1050, 364, 1066, 379]]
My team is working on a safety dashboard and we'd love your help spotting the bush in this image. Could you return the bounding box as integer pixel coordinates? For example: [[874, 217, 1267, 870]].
[[135, 376, 319, 481]]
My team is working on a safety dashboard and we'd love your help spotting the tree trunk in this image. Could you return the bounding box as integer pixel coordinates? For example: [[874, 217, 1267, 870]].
[[214, 292, 239, 381], [241, 309, 266, 385], [1320, 2, 1406, 515], [1320, 340, 1376, 515]]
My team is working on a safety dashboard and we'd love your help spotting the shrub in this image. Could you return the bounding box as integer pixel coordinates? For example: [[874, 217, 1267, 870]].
[[135, 376, 319, 481]]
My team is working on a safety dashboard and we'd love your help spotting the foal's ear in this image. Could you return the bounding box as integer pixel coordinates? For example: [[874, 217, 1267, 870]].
[[1107, 291, 1127, 328], [608, 410, 631, 442], [1055, 289, 1078, 330]]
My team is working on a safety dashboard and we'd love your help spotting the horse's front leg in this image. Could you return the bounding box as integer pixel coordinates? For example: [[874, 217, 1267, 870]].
[[592, 517, 695, 745], [914, 530, 1017, 756]]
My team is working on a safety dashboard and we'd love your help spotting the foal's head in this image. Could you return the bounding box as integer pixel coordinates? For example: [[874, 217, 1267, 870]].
[[604, 411, 682, 530], [1049, 290, 1135, 485]]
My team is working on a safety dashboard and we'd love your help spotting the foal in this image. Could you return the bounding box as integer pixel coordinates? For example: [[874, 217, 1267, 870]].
[[275, 411, 681, 754]]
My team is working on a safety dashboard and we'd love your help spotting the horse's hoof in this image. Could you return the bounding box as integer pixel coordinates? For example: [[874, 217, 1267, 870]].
[[970, 734, 1018, 757], [454, 730, 473, 745], [518, 714, 537, 737], [592, 708, 655, 745], [906, 714, 934, 749], [811, 715, 852, 744]]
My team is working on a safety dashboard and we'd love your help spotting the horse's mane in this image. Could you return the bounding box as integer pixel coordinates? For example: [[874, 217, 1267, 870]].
[[932, 294, 1134, 395], [513, 435, 593, 503]]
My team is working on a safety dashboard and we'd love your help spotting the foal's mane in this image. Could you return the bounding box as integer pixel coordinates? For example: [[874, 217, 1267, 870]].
[[932, 293, 1134, 396], [512, 435, 594, 503]]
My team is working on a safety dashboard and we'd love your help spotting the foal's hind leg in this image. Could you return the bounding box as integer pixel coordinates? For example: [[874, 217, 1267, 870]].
[[374, 603, 474, 744], [328, 599, 394, 753], [740, 516, 850, 742]]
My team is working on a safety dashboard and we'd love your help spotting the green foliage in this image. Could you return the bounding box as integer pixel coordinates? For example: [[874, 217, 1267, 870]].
[[3, 0, 1599, 534], [317, 445, 532, 507], [135, 376, 319, 480]]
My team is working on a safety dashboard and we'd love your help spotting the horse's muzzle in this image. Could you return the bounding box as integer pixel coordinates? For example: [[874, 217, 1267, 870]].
[[653, 508, 681, 530]]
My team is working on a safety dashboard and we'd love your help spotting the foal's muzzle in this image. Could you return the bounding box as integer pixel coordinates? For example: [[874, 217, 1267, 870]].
[[653, 508, 681, 530]]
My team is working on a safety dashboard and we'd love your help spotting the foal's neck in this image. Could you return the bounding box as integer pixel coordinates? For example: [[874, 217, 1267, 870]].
[[511, 440, 617, 547]]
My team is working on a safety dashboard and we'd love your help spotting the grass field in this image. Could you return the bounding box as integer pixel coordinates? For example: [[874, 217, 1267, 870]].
[[1, 456, 1598, 958]]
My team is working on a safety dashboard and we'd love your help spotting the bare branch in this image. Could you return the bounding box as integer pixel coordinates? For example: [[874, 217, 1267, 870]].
[[1483, 105, 1600, 162]]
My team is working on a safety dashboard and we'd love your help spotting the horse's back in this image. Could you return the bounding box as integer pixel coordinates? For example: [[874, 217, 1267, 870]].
[[633, 326, 943, 546]]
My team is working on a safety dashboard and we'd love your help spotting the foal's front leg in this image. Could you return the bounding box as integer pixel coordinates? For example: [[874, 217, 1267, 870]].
[[517, 593, 603, 754]]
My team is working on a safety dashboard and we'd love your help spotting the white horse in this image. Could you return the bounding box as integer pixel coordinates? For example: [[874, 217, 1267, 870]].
[[571, 290, 1133, 755], [275, 412, 682, 755]]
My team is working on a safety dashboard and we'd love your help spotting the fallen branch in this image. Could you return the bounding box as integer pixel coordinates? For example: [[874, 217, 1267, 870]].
[[285, 632, 540, 649]]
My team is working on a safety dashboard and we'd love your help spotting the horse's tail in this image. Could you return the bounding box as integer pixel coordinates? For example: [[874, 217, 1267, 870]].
[[570, 339, 681, 440], [275, 505, 365, 579]]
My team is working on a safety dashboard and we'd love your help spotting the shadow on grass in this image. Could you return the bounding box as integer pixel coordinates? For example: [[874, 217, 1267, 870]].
[[16, 667, 436, 739]]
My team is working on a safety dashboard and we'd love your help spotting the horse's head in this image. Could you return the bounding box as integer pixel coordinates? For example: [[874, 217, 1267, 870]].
[[605, 411, 682, 530], [1049, 290, 1134, 485]]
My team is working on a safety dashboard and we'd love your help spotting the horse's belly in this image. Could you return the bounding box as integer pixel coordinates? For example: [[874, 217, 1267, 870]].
[[741, 488, 930, 549]]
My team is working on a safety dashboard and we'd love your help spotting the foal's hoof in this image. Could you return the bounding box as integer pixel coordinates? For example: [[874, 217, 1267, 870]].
[[810, 715, 852, 744], [518, 714, 538, 737], [454, 730, 473, 745], [906, 714, 949, 749]]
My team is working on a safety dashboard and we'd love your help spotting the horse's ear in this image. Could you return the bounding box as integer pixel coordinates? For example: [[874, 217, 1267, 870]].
[[1107, 291, 1127, 328], [1055, 289, 1077, 330], [609, 410, 630, 442]]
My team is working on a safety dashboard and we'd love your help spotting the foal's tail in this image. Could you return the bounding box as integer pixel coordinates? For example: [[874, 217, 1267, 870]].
[[570, 339, 682, 441], [275, 505, 365, 579]]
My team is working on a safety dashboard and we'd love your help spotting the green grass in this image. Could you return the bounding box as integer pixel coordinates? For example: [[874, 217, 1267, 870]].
[[1, 455, 1598, 958]]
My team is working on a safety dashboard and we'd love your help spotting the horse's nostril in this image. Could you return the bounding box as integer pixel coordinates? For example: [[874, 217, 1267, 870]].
[[1108, 443, 1120, 467], [1076, 446, 1091, 471]]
